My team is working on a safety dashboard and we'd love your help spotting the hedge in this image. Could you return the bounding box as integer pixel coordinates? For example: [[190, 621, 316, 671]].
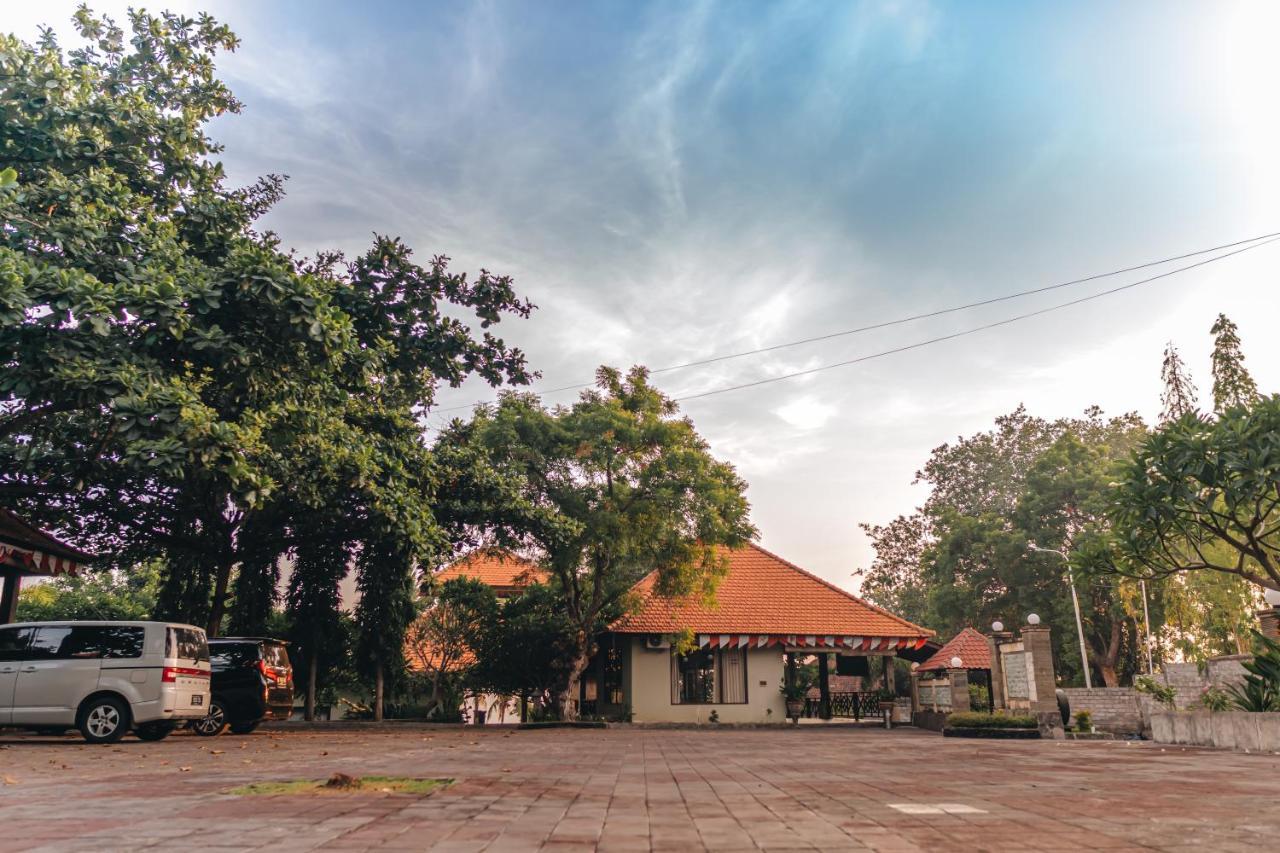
[[945, 711, 1038, 729]]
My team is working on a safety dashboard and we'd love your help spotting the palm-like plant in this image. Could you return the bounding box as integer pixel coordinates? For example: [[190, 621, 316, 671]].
[[1227, 631, 1280, 712]]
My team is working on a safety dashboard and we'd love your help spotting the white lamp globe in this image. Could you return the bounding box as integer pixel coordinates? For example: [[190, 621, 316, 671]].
[[991, 621, 1005, 633], [1027, 613, 1041, 626], [1265, 588, 1280, 608], [910, 662, 919, 671], [950, 656, 963, 669]]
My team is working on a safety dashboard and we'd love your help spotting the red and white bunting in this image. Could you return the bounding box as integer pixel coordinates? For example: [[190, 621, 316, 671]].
[[691, 633, 928, 651], [0, 544, 81, 577]]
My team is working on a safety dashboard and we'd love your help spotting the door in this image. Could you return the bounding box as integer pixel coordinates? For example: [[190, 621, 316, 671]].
[[0, 627, 34, 724], [11, 626, 103, 725]]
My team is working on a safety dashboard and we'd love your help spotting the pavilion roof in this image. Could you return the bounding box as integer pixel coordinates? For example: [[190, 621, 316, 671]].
[[0, 509, 93, 577], [611, 543, 932, 650]]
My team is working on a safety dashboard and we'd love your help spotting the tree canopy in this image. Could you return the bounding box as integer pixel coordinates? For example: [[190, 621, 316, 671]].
[[435, 366, 755, 717]]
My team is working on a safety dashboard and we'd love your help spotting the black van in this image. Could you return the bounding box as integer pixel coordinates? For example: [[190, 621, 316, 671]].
[[191, 638, 293, 736]]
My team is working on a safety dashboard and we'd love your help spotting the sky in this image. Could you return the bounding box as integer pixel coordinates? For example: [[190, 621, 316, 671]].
[[11, 1, 1280, 593]]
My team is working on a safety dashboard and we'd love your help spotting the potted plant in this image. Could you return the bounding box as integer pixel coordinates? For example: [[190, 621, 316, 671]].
[[780, 682, 807, 721], [876, 687, 897, 712]]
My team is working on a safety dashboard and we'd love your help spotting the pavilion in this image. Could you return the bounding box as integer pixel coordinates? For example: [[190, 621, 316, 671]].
[[0, 508, 94, 624]]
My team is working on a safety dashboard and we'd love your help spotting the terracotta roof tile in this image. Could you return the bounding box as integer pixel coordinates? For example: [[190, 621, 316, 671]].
[[917, 627, 993, 671], [431, 549, 547, 595], [611, 543, 932, 638]]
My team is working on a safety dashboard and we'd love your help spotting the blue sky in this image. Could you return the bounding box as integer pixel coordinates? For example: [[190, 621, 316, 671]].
[[14, 1, 1280, 590]]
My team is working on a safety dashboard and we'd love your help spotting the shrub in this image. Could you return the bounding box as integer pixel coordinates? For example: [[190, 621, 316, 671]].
[[1135, 675, 1176, 708], [968, 682, 991, 711], [945, 711, 1038, 729], [1199, 686, 1231, 712], [1227, 631, 1280, 712], [1073, 710, 1093, 731]]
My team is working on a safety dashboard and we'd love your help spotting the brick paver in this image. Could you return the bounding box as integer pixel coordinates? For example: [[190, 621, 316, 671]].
[[0, 724, 1277, 851]]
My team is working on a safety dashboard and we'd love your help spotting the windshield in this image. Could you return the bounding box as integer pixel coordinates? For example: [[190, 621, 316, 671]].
[[166, 626, 209, 662]]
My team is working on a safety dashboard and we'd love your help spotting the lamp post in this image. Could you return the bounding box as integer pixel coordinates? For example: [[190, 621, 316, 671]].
[[1027, 543, 1092, 689]]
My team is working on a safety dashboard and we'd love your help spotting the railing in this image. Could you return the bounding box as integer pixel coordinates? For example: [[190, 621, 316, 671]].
[[803, 691, 883, 720]]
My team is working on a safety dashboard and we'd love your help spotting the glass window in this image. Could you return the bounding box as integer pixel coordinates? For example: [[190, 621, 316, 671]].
[[670, 648, 748, 705], [602, 641, 624, 706], [166, 627, 209, 662], [673, 649, 717, 704], [0, 627, 34, 661], [209, 643, 257, 672], [261, 643, 290, 669], [28, 626, 73, 659], [59, 626, 145, 659]]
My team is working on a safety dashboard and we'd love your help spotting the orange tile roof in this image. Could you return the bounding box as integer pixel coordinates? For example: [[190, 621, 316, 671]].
[[431, 549, 547, 595], [611, 543, 932, 638], [917, 627, 993, 671]]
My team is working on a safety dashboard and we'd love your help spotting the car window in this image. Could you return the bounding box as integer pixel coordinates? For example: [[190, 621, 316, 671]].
[[166, 627, 209, 662], [0, 627, 34, 661], [28, 626, 73, 660], [209, 643, 256, 671], [262, 643, 290, 668], [67, 626, 145, 659]]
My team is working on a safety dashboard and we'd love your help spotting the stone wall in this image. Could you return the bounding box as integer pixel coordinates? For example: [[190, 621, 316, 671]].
[[1060, 688, 1143, 735], [1150, 710, 1280, 752]]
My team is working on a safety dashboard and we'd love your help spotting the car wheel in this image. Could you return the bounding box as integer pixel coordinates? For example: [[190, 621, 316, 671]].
[[78, 696, 130, 745], [191, 700, 227, 737], [135, 721, 176, 742], [228, 721, 260, 735]]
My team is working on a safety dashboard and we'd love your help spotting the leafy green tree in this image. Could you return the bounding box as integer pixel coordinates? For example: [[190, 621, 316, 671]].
[[405, 577, 498, 719], [1209, 313, 1259, 412], [1, 8, 532, 646], [353, 537, 418, 721], [438, 367, 755, 718], [1101, 396, 1280, 592], [471, 582, 575, 718], [16, 561, 161, 622]]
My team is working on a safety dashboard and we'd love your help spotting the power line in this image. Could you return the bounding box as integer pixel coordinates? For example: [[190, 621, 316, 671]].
[[674, 234, 1280, 402], [432, 229, 1280, 414]]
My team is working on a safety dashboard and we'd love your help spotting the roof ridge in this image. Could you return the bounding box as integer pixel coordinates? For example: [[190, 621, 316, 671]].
[[742, 542, 934, 637]]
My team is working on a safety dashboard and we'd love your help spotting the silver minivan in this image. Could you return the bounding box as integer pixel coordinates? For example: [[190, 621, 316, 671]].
[[0, 621, 211, 743]]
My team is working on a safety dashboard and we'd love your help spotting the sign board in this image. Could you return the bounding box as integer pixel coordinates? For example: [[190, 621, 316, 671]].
[[1003, 651, 1029, 700]]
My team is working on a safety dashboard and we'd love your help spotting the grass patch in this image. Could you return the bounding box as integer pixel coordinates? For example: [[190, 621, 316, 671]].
[[229, 775, 451, 796]]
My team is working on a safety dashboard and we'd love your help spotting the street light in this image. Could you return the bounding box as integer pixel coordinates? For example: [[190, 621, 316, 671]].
[[950, 656, 963, 669], [1026, 542, 1092, 690], [991, 620, 1004, 633]]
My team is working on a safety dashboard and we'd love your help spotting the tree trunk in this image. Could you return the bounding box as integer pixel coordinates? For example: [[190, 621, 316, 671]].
[[305, 653, 317, 722], [1099, 663, 1120, 688], [206, 560, 234, 637], [373, 660, 384, 722], [520, 687, 528, 723], [555, 640, 592, 721]]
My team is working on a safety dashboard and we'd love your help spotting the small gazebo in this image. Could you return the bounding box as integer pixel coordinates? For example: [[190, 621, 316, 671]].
[[915, 626, 994, 711], [0, 509, 93, 624]]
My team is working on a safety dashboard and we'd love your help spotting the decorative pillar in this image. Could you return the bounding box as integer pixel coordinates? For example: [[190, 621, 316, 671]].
[[948, 667, 970, 713], [818, 653, 831, 720], [884, 654, 896, 694], [1257, 607, 1280, 641], [1021, 623, 1059, 715], [909, 670, 920, 713]]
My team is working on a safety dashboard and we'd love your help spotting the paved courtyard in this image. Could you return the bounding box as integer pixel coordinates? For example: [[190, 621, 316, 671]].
[[0, 723, 1277, 852]]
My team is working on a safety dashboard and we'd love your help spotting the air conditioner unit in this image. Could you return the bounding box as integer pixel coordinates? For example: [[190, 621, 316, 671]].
[[644, 634, 668, 651]]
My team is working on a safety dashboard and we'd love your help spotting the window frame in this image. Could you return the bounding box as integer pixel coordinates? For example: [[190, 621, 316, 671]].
[[670, 647, 749, 705]]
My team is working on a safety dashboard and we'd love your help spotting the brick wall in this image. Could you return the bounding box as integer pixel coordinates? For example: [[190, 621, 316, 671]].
[[1060, 688, 1143, 735]]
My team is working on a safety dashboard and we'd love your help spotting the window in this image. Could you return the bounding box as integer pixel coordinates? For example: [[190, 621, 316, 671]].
[[166, 627, 209, 662], [24, 626, 144, 660], [0, 627, 33, 661], [601, 639, 624, 706], [209, 643, 257, 672], [671, 647, 748, 704], [27, 627, 72, 659]]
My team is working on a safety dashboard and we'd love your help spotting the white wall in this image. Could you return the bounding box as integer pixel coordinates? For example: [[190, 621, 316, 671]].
[[627, 637, 787, 723]]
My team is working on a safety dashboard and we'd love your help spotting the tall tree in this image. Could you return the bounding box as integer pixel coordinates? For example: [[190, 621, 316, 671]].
[[1210, 313, 1259, 412], [1, 10, 533, 638], [353, 536, 419, 721], [1160, 342, 1199, 423], [437, 367, 756, 719], [1098, 396, 1280, 593]]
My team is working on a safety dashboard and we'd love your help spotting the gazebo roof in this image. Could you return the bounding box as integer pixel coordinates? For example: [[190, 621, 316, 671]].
[[917, 627, 993, 672], [0, 509, 94, 577]]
